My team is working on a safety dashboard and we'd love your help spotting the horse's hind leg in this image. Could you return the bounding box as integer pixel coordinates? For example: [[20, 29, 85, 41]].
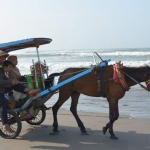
[[70, 91, 88, 134], [103, 100, 119, 139], [52, 91, 71, 133]]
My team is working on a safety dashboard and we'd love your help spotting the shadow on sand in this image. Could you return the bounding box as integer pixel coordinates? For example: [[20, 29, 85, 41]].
[[17, 124, 150, 150]]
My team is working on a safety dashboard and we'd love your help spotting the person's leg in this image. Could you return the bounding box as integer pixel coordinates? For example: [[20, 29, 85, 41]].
[[0, 93, 14, 133], [12, 84, 26, 93], [0, 100, 8, 125], [5, 87, 13, 93]]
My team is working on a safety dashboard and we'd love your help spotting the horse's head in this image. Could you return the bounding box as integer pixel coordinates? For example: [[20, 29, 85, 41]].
[[122, 65, 150, 89]]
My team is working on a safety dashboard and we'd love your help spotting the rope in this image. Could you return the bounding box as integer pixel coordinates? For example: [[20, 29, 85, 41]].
[[118, 68, 150, 92], [20, 67, 150, 96], [57, 68, 88, 77], [53, 77, 149, 95], [25, 66, 113, 83]]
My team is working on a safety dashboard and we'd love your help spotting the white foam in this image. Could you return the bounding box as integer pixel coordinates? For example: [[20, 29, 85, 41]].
[[17, 60, 150, 75], [9, 49, 150, 57]]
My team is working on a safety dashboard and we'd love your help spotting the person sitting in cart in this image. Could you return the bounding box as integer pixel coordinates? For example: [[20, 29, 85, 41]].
[[7, 55, 27, 103], [7, 55, 26, 82], [0, 51, 19, 133], [0, 51, 39, 134], [3, 60, 40, 102]]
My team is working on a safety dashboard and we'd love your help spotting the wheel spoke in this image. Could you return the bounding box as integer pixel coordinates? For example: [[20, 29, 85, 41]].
[[26, 107, 46, 125], [0, 110, 22, 139]]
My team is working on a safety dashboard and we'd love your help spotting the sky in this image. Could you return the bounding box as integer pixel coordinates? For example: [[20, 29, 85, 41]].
[[0, 0, 150, 50]]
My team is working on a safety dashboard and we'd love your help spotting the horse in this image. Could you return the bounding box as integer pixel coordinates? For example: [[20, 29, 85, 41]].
[[47, 64, 150, 139]]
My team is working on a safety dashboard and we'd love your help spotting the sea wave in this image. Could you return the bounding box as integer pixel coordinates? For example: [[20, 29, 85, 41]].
[[10, 50, 150, 57], [18, 60, 150, 75]]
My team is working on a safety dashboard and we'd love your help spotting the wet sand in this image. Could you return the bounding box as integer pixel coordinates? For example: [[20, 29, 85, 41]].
[[0, 108, 150, 150]]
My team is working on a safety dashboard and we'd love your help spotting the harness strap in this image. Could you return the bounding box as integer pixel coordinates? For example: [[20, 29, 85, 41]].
[[94, 65, 104, 96], [115, 63, 130, 91], [99, 67, 104, 96]]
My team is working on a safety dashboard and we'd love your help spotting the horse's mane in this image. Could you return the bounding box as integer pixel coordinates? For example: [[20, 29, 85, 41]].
[[121, 65, 150, 82]]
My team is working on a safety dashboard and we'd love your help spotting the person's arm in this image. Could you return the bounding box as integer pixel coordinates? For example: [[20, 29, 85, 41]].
[[0, 69, 12, 87], [0, 79, 12, 87], [0, 71, 12, 87], [8, 70, 17, 80], [9, 68, 21, 80]]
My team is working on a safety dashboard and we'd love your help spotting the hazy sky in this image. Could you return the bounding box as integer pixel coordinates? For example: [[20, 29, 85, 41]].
[[1, 0, 150, 50]]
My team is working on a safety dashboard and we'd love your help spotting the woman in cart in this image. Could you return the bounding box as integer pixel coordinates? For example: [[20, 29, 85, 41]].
[[7, 55, 27, 103]]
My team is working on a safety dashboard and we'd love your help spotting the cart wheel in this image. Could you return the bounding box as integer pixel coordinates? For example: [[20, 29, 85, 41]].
[[0, 110, 22, 139], [26, 107, 46, 125]]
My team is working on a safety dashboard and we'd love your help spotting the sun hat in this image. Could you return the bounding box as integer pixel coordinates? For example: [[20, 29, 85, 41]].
[[0, 50, 9, 58]]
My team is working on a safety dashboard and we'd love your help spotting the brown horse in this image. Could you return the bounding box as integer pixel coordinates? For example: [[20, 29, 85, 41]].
[[50, 64, 150, 139]]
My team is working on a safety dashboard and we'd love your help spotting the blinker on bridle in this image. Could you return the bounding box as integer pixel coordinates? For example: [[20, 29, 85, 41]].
[[145, 78, 150, 89]]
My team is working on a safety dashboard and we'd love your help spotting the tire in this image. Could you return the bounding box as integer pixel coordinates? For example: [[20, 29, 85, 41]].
[[26, 107, 46, 125], [0, 110, 22, 139]]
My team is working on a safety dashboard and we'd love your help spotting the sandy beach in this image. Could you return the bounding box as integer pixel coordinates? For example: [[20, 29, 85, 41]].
[[0, 108, 150, 150]]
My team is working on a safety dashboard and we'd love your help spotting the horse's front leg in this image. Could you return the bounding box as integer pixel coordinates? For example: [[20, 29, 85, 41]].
[[70, 91, 88, 134], [52, 92, 71, 133], [109, 104, 119, 139], [103, 100, 119, 139], [52, 103, 60, 133]]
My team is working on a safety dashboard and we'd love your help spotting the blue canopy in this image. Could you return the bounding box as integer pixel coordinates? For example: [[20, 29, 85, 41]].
[[0, 38, 52, 53]]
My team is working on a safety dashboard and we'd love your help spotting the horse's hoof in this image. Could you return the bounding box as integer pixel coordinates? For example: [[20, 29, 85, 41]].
[[81, 132, 89, 135], [53, 128, 60, 133], [103, 127, 107, 135], [110, 135, 118, 140], [80, 129, 88, 135]]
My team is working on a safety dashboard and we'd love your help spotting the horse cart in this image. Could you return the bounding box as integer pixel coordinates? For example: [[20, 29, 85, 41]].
[[0, 38, 110, 139]]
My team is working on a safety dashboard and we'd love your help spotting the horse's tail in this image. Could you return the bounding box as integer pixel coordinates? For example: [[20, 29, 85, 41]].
[[44, 72, 62, 89]]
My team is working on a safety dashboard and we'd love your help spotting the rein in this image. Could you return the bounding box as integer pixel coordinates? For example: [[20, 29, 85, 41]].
[[118, 68, 150, 92]]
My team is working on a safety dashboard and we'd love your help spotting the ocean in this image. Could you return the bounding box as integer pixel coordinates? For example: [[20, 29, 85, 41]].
[[9, 48, 150, 119]]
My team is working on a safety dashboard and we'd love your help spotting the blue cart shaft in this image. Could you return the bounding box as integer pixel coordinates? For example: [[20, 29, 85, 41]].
[[40, 59, 111, 97]]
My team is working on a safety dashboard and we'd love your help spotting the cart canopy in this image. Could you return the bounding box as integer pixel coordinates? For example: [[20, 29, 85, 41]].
[[0, 38, 52, 53]]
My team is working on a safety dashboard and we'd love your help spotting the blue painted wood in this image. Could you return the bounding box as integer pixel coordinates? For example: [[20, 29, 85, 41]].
[[40, 59, 111, 97], [0, 38, 52, 52]]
